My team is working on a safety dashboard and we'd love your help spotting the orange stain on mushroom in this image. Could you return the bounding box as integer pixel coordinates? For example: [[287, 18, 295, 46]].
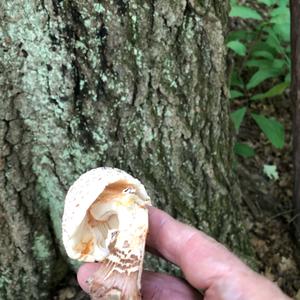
[[96, 181, 134, 203], [76, 239, 94, 258]]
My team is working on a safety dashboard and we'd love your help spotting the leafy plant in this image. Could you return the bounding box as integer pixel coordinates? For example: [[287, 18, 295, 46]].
[[228, 0, 290, 157]]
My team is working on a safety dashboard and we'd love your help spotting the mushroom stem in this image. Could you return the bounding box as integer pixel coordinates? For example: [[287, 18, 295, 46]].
[[88, 201, 148, 300]]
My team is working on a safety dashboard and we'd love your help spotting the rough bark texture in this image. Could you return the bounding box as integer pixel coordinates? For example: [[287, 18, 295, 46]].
[[291, 0, 300, 245], [0, 0, 253, 299]]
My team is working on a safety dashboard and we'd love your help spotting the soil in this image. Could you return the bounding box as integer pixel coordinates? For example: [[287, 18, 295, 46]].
[[236, 93, 300, 298]]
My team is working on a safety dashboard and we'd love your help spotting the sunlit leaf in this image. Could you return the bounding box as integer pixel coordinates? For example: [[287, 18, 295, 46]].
[[227, 40, 247, 56], [263, 164, 279, 180]]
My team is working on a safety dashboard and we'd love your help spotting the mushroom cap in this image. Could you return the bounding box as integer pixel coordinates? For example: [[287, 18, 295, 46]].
[[62, 167, 150, 261]]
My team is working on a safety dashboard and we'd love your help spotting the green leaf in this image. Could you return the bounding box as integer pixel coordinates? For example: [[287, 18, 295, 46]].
[[273, 23, 290, 42], [265, 29, 286, 54], [231, 107, 247, 132], [271, 6, 290, 21], [263, 164, 279, 180], [247, 69, 279, 89], [227, 40, 247, 56], [251, 113, 285, 148], [246, 59, 285, 90], [234, 143, 255, 158], [278, 0, 289, 6], [252, 51, 274, 60], [251, 41, 277, 57], [272, 59, 286, 70], [251, 82, 290, 100], [230, 6, 263, 20], [230, 90, 244, 99], [227, 30, 254, 42], [230, 71, 244, 88], [245, 59, 272, 68], [257, 0, 276, 6]]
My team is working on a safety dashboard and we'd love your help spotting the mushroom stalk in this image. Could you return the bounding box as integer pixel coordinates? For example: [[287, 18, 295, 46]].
[[88, 195, 148, 299]]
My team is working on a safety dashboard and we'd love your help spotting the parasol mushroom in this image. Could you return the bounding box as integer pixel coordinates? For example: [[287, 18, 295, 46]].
[[62, 167, 151, 299]]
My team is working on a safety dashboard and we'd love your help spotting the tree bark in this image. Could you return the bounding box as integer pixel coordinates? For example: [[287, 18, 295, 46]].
[[291, 0, 300, 245], [0, 0, 253, 299]]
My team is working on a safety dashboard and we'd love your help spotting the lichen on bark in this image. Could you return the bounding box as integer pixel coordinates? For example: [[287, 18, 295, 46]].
[[0, 0, 253, 299]]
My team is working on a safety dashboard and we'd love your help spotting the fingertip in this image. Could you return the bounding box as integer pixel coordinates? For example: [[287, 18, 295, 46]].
[[77, 263, 99, 293]]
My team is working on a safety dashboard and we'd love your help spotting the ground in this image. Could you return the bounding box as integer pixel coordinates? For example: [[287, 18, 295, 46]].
[[237, 93, 300, 299]]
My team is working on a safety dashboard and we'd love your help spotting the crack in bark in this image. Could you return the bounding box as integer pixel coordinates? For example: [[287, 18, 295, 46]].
[[72, 58, 95, 147], [149, 0, 155, 35], [114, 0, 128, 16], [131, 77, 138, 106], [48, 152, 67, 189]]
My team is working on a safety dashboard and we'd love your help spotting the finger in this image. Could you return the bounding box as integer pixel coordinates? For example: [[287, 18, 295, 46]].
[[77, 262, 99, 293], [145, 244, 163, 258], [142, 271, 202, 300], [78, 263, 202, 300], [147, 206, 250, 290]]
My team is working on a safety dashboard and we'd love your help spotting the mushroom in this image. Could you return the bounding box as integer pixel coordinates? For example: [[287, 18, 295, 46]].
[[62, 167, 151, 299]]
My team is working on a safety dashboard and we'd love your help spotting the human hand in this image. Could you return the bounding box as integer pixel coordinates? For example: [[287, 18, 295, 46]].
[[77, 206, 291, 299]]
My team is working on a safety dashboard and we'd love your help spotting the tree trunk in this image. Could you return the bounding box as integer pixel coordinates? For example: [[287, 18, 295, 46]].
[[0, 0, 253, 299]]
